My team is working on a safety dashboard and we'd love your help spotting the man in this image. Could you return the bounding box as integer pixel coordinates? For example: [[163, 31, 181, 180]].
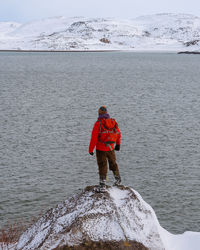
[[89, 106, 121, 191]]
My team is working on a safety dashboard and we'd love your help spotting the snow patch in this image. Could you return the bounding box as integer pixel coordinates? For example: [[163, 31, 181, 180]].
[[159, 227, 200, 250]]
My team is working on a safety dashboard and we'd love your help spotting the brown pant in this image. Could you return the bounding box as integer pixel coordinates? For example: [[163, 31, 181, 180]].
[[96, 150, 120, 179]]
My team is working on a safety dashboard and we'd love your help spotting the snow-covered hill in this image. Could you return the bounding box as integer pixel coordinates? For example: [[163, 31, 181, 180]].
[[14, 185, 200, 250], [0, 14, 200, 51], [0, 21, 20, 35]]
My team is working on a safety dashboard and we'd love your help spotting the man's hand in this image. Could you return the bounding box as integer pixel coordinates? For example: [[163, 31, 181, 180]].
[[89, 152, 94, 156], [115, 145, 120, 151]]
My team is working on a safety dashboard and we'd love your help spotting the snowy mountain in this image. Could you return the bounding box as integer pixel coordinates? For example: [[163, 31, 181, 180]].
[[14, 186, 200, 250], [0, 14, 200, 51], [0, 21, 20, 35]]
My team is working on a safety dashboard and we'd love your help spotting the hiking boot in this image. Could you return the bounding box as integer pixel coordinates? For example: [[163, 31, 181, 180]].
[[97, 177, 106, 192], [98, 185, 106, 193], [94, 182, 106, 193], [114, 176, 121, 186], [100, 176, 106, 186]]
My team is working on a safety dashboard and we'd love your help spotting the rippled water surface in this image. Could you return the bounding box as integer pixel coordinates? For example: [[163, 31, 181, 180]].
[[0, 52, 200, 233]]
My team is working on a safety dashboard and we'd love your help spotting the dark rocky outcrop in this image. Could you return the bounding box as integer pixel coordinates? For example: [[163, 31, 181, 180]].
[[57, 240, 148, 250], [178, 51, 200, 54], [100, 38, 111, 44], [184, 40, 200, 47]]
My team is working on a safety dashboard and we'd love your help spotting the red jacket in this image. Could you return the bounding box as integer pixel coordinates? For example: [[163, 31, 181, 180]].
[[89, 118, 121, 153]]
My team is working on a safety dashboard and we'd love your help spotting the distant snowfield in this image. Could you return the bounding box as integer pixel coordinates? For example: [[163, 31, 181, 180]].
[[0, 13, 200, 51]]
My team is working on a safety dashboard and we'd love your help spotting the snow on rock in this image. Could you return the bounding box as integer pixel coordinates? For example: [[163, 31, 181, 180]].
[[15, 185, 200, 250], [0, 243, 17, 250], [0, 14, 200, 51], [16, 186, 164, 250]]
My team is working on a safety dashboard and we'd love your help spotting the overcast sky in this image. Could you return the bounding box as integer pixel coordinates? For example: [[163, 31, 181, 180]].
[[1, 0, 200, 23]]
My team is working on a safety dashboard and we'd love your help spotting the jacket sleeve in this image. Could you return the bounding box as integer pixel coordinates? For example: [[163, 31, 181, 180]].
[[116, 126, 121, 145], [89, 122, 100, 153]]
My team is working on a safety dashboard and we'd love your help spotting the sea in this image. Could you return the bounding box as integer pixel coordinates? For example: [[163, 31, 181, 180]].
[[0, 51, 200, 234]]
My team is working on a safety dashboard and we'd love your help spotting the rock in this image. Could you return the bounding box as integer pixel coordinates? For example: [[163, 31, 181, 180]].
[[184, 40, 200, 47], [16, 186, 165, 250], [57, 240, 148, 249], [100, 38, 111, 44], [178, 51, 200, 54]]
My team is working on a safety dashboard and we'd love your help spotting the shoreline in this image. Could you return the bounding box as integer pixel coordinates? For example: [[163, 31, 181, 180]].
[[0, 49, 178, 53], [0, 49, 199, 54], [0, 49, 121, 53]]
